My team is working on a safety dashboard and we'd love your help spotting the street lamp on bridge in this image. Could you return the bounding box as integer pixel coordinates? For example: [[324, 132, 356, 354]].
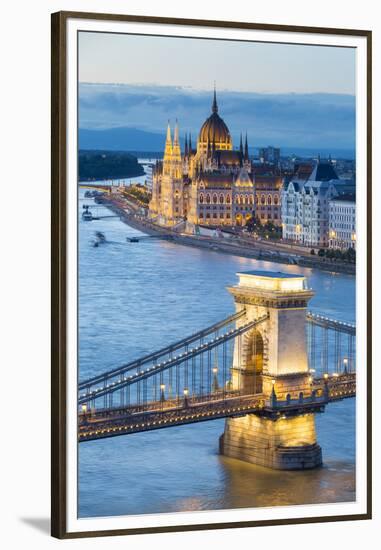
[[160, 384, 166, 403], [183, 388, 189, 407], [212, 367, 219, 392], [343, 357, 348, 374]]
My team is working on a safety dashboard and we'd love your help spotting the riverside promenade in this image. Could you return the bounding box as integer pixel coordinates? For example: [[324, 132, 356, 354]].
[[99, 193, 355, 276]]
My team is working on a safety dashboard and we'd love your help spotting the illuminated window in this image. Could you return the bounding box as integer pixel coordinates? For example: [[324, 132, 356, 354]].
[[213, 194, 218, 204], [219, 194, 224, 204], [268, 195, 272, 205], [199, 194, 204, 204], [274, 194, 279, 205], [226, 195, 231, 204], [206, 194, 211, 204]]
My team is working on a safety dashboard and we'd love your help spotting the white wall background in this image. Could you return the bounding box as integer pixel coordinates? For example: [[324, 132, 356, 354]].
[[0, 0, 379, 548]]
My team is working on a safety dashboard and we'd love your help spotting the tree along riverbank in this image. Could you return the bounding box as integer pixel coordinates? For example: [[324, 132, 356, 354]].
[[79, 150, 145, 181]]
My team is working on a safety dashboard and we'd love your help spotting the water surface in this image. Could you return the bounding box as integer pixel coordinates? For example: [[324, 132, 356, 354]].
[[78, 188, 355, 518]]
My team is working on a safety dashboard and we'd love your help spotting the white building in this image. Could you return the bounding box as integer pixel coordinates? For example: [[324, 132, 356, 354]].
[[281, 160, 355, 247], [329, 195, 356, 250], [144, 163, 154, 192]]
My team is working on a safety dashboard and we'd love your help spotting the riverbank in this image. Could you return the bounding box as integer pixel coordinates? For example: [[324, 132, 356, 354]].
[[79, 150, 145, 182], [101, 195, 355, 276]]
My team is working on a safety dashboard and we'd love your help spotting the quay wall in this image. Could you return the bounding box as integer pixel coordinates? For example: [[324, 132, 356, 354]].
[[101, 198, 355, 276]]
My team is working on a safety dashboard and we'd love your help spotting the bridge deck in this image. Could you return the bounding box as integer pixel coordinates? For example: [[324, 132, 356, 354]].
[[79, 374, 355, 442]]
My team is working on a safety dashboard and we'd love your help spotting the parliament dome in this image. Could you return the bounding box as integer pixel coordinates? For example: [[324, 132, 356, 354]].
[[198, 89, 232, 150]]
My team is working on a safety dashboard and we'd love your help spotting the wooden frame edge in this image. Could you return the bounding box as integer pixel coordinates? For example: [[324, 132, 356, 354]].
[[50, 10, 372, 539], [51, 10, 67, 539]]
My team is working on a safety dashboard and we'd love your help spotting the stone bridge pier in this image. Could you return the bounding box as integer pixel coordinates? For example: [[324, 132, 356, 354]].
[[220, 270, 323, 470]]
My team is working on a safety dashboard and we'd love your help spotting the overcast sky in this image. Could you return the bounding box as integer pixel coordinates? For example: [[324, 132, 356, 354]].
[[79, 32, 355, 95], [78, 32, 355, 150]]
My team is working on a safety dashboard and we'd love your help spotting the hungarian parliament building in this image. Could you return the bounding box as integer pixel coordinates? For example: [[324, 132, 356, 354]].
[[148, 90, 283, 228]]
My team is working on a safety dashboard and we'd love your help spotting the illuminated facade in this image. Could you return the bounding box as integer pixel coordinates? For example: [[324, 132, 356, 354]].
[[329, 195, 356, 250], [220, 270, 322, 470], [281, 160, 355, 247], [149, 90, 283, 228]]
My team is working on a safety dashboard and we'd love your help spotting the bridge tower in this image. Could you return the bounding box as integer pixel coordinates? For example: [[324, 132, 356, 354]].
[[220, 270, 323, 470]]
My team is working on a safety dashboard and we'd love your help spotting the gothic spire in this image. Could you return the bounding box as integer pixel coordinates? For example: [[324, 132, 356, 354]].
[[184, 133, 188, 157], [172, 119, 181, 161], [244, 132, 249, 161], [173, 119, 179, 145], [212, 82, 218, 114], [166, 121, 171, 144], [239, 133, 243, 155], [164, 121, 172, 160]]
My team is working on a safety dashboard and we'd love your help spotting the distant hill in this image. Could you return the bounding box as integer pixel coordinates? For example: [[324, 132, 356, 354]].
[[79, 127, 167, 151], [78, 150, 145, 181], [79, 127, 355, 161]]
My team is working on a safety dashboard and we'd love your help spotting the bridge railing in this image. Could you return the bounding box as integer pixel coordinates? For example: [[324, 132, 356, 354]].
[[78, 372, 356, 442], [78, 310, 246, 390], [78, 313, 269, 407], [78, 308, 356, 417], [306, 312, 356, 378]]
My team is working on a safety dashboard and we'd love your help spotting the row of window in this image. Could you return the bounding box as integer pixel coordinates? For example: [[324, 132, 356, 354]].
[[199, 193, 280, 205], [198, 212, 279, 221], [200, 212, 231, 220], [330, 206, 355, 214], [331, 224, 356, 231], [330, 215, 356, 223]]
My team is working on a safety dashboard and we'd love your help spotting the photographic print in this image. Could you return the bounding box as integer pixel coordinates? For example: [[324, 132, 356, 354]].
[[51, 12, 371, 538]]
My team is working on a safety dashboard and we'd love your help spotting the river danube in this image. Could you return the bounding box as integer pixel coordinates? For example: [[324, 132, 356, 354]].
[[78, 188, 355, 518]]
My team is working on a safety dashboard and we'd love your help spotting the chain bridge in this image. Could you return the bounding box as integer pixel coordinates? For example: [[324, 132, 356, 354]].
[[78, 270, 356, 470]]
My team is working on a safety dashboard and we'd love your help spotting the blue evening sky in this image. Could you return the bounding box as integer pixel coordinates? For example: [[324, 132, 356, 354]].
[[78, 32, 356, 150]]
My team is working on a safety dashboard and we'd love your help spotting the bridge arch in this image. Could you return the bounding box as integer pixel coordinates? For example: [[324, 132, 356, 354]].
[[233, 326, 268, 394], [240, 328, 265, 374]]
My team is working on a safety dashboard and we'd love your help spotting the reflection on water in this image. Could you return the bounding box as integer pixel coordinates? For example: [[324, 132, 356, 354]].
[[78, 189, 355, 518]]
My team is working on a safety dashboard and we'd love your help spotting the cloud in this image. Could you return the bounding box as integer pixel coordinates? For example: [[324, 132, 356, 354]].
[[79, 83, 355, 149]]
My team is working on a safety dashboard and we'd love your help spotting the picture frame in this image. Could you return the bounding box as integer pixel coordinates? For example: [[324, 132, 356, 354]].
[[51, 10, 372, 539]]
